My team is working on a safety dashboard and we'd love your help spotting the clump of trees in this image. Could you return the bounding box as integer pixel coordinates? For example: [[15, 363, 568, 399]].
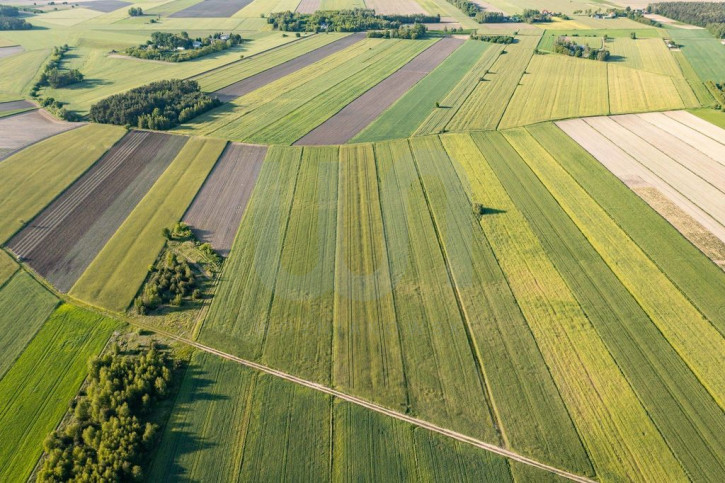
[[554, 36, 610, 61], [128, 6, 143, 16], [125, 31, 244, 62], [649, 2, 725, 37], [89, 79, 221, 129], [36, 345, 176, 482], [29, 45, 82, 121], [367, 23, 427, 39], [0, 4, 32, 30], [469, 33, 514, 43], [267, 9, 439, 32]]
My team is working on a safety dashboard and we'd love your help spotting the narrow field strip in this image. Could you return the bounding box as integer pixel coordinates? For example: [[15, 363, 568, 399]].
[[0, 305, 119, 482], [364, 0, 427, 15], [0, 250, 18, 287], [447, 132, 684, 482], [471, 129, 725, 481], [505, 127, 725, 409], [170, 0, 254, 17], [333, 144, 407, 408], [261, 146, 338, 384], [235, 0, 302, 17], [353, 41, 491, 143], [70, 137, 227, 312], [409, 136, 595, 477], [296, 37, 463, 145], [183, 143, 267, 256], [0, 272, 58, 380], [0, 124, 126, 243], [639, 112, 725, 166], [199, 146, 303, 358], [8, 132, 187, 292], [664, 110, 725, 145], [212, 33, 363, 101]]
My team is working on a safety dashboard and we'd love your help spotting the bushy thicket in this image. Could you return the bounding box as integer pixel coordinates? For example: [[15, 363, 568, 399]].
[[554, 36, 610, 60], [128, 6, 143, 16], [268, 9, 439, 32], [89, 79, 220, 129], [37, 346, 175, 482], [0, 4, 32, 29], [470, 33, 514, 43], [125, 31, 244, 62], [367, 23, 427, 39], [649, 2, 724, 32], [34, 45, 84, 88]]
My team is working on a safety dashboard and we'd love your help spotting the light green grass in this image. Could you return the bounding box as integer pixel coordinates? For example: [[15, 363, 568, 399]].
[[537, 29, 660, 52], [233, 0, 302, 18], [672, 51, 715, 105], [608, 63, 695, 114], [0, 271, 58, 379], [0, 304, 119, 482], [70, 136, 226, 312], [0, 250, 17, 286], [0, 124, 125, 243], [353, 40, 489, 143], [0, 48, 50, 98], [145, 0, 204, 16], [670, 29, 725, 81], [481, 124, 725, 481], [319, 0, 366, 9]]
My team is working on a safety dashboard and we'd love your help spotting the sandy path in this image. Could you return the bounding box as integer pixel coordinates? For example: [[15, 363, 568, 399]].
[[183, 143, 267, 256], [557, 118, 725, 244], [295, 37, 464, 145], [612, 114, 725, 193], [638, 112, 725, 166]]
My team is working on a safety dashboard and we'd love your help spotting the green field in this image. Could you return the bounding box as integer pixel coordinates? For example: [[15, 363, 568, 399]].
[[0, 304, 118, 481], [0, 250, 17, 286], [0, 124, 125, 243], [670, 28, 725, 82], [70, 137, 226, 311]]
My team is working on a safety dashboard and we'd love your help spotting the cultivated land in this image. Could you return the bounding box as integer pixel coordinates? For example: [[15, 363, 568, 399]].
[[8, 131, 187, 292], [183, 143, 267, 255], [170, 0, 254, 17], [0, 110, 78, 161]]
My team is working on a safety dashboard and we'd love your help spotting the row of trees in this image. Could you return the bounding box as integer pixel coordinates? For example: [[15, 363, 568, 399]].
[[37, 345, 176, 481], [649, 2, 725, 38], [125, 31, 244, 62], [89, 79, 221, 129], [367, 23, 427, 39], [128, 6, 143, 16], [267, 9, 439, 33], [554, 37, 610, 61], [469, 33, 515, 43], [0, 5, 32, 29]]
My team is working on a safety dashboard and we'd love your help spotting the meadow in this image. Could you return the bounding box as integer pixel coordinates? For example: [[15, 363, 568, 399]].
[[670, 28, 725, 82]]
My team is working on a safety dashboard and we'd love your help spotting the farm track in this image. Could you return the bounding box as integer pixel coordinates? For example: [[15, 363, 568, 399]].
[[183, 143, 267, 256], [295, 37, 464, 145], [214, 33, 366, 102], [0, 111, 78, 162], [8, 132, 187, 291], [170, 0, 253, 18]]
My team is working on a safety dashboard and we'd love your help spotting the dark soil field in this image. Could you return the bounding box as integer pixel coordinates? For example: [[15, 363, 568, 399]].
[[0, 110, 78, 162], [183, 143, 267, 256], [8, 131, 187, 292], [169, 0, 253, 18], [214, 33, 367, 102], [295, 38, 464, 145], [83, 0, 130, 12]]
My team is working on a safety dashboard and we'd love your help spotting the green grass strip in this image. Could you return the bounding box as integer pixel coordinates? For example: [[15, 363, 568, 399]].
[[0, 304, 119, 481], [71, 136, 227, 312], [0, 250, 18, 287]]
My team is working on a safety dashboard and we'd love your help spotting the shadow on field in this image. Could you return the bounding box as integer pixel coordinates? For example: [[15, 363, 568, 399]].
[[64, 78, 112, 90]]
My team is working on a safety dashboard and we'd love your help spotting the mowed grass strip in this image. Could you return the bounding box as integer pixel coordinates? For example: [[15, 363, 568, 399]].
[[479, 126, 725, 481], [0, 271, 58, 379], [0, 304, 119, 481], [261, 146, 338, 384], [374, 139, 496, 440], [408, 136, 594, 477], [445, 35, 540, 132], [506, 126, 725, 409], [499, 54, 608, 129], [0, 124, 125, 243], [333, 144, 406, 408], [71, 137, 227, 312], [352, 41, 491, 143], [199, 146, 303, 358], [195, 33, 349, 92], [459, 132, 688, 481]]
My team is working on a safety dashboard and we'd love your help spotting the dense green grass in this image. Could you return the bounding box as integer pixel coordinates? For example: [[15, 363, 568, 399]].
[[670, 28, 725, 82], [352, 41, 490, 143], [0, 250, 17, 286], [0, 124, 125, 243], [474, 126, 725, 481], [71, 137, 226, 312], [0, 271, 58, 379], [0, 304, 118, 481]]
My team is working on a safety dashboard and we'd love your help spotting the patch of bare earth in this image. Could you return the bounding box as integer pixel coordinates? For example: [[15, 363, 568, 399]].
[[0, 110, 79, 161]]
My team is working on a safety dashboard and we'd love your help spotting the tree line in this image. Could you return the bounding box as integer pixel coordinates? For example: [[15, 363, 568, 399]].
[[125, 31, 244, 62], [367, 23, 427, 39], [469, 33, 515, 43], [267, 9, 439, 32], [89, 79, 221, 130], [554, 36, 610, 61], [0, 4, 32, 29], [36, 344, 177, 481], [649, 2, 725, 37]]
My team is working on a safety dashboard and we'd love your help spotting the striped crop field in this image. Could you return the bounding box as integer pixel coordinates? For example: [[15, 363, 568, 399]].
[[70, 136, 227, 312], [0, 124, 125, 243], [0, 304, 119, 482], [608, 63, 697, 114]]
